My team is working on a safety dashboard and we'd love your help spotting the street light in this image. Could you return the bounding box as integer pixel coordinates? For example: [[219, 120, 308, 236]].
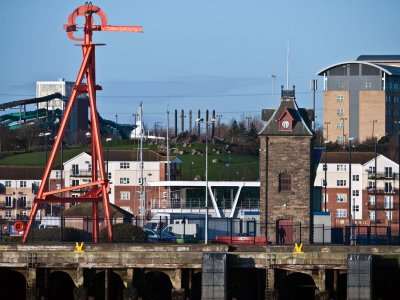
[[39, 132, 51, 164], [106, 138, 112, 175], [271, 74, 277, 106], [372, 120, 377, 140], [197, 117, 216, 244], [323, 140, 330, 212], [348, 137, 355, 245], [324, 122, 331, 144], [340, 117, 347, 149]]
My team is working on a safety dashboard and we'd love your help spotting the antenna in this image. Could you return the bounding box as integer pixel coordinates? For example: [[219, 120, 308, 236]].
[[286, 41, 290, 89]]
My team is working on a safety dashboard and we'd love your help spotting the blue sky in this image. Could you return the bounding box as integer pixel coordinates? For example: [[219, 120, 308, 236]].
[[1, 0, 399, 128]]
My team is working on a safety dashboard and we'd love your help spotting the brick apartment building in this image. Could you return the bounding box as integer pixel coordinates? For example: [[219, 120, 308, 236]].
[[0, 150, 174, 221], [317, 55, 400, 143], [314, 152, 399, 235], [0, 166, 43, 220]]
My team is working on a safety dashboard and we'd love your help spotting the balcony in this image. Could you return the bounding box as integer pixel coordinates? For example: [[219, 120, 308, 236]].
[[70, 169, 97, 177], [367, 203, 397, 210], [367, 188, 398, 195], [367, 171, 398, 180], [0, 202, 14, 209]]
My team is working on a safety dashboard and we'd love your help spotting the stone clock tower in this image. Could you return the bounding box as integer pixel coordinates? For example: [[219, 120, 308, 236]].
[[259, 86, 315, 244]]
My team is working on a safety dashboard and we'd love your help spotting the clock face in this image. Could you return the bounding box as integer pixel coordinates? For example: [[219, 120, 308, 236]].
[[281, 120, 290, 129]]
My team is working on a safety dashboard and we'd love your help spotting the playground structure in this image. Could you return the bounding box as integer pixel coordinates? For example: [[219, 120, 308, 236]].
[[21, 3, 143, 243]]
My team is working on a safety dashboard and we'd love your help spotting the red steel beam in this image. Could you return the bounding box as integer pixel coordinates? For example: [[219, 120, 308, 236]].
[[21, 3, 142, 243]]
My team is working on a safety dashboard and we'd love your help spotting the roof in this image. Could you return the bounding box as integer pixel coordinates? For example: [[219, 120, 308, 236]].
[[319, 152, 376, 164], [259, 88, 313, 137], [0, 166, 44, 180], [61, 202, 133, 218], [357, 55, 400, 62], [316, 60, 400, 76]]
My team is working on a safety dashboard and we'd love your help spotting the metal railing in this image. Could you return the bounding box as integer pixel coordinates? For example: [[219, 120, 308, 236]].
[[0, 217, 398, 245]]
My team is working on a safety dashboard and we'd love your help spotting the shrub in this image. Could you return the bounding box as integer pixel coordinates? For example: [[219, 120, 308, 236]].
[[99, 223, 146, 243], [29, 227, 92, 242]]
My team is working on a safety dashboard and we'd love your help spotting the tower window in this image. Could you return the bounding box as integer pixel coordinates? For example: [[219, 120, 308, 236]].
[[279, 173, 291, 192]]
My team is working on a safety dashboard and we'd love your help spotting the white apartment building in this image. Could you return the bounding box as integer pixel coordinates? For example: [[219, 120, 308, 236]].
[[315, 152, 399, 232], [62, 150, 171, 215]]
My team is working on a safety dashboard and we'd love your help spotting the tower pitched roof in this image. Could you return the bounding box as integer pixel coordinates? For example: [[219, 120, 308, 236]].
[[259, 86, 313, 136]]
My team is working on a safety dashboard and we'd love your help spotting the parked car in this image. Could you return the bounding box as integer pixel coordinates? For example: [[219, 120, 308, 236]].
[[142, 227, 178, 242]]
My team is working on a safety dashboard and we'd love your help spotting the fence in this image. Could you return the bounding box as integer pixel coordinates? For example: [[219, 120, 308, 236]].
[[0, 217, 398, 245]]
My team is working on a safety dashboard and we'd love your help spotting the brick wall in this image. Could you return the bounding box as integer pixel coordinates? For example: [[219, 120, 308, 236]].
[[260, 135, 313, 243]]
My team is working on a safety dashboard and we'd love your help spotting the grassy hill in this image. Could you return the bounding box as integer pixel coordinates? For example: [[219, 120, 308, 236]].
[[0, 140, 259, 181]]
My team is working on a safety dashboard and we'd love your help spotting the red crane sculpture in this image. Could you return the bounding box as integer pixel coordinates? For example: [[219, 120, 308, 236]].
[[22, 3, 143, 243]]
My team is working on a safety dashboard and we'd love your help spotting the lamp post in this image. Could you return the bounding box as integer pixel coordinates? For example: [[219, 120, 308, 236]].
[[39, 132, 51, 216], [271, 74, 277, 106], [323, 140, 330, 212], [340, 117, 347, 149], [374, 136, 378, 237], [106, 138, 112, 175], [197, 117, 216, 244], [348, 137, 355, 245], [324, 122, 331, 144], [372, 120, 377, 140], [39, 132, 51, 164]]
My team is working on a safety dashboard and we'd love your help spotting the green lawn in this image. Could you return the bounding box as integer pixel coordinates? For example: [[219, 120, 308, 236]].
[[0, 141, 259, 181]]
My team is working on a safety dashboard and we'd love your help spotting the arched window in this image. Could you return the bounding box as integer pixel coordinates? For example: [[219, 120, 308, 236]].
[[279, 173, 291, 192]]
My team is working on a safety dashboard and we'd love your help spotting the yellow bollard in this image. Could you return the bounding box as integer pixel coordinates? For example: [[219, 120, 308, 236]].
[[74, 242, 85, 253], [293, 243, 303, 253]]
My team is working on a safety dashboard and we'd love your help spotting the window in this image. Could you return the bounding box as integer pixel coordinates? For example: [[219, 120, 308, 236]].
[[337, 95, 344, 103], [369, 166, 376, 174], [336, 194, 347, 202], [120, 162, 130, 169], [56, 184, 61, 190], [5, 211, 11, 218], [337, 108, 344, 116], [5, 196, 12, 207], [336, 209, 347, 218], [352, 175, 359, 181], [120, 191, 130, 200], [120, 177, 130, 184], [336, 122, 344, 129], [279, 173, 291, 192], [337, 179, 346, 186], [384, 167, 393, 178], [55, 171, 61, 179], [353, 205, 359, 212], [138, 177, 146, 185], [107, 173, 112, 180], [384, 196, 393, 209], [337, 164, 347, 171], [384, 182, 393, 193], [20, 196, 27, 207], [5, 181, 11, 187], [337, 136, 344, 143], [337, 82, 345, 89], [386, 211, 393, 221], [322, 194, 328, 203], [20, 181, 26, 188], [20, 211, 27, 217], [369, 196, 375, 205], [72, 179, 80, 187], [365, 81, 372, 89], [71, 164, 79, 176], [352, 190, 359, 197]]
